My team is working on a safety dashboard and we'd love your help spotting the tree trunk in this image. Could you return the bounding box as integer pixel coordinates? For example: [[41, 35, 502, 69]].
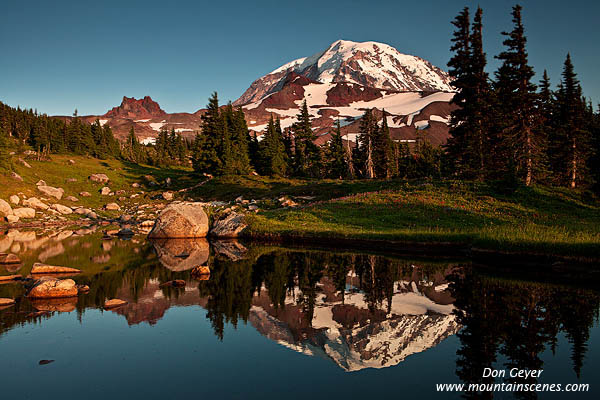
[[571, 137, 577, 188], [366, 138, 374, 179], [525, 127, 532, 186]]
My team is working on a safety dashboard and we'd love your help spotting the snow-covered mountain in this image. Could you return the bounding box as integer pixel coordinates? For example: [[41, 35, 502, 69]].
[[235, 39, 453, 106], [237, 39, 457, 146]]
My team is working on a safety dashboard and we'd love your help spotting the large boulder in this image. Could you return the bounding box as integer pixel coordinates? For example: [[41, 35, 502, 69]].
[[12, 208, 36, 219], [37, 185, 64, 200], [89, 173, 109, 183], [27, 277, 78, 298], [148, 202, 209, 238], [0, 199, 12, 216], [23, 197, 49, 210], [151, 238, 210, 271], [210, 212, 247, 238]]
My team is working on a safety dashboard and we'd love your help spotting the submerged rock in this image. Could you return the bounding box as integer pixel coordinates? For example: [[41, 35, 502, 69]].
[[28, 277, 78, 299], [104, 299, 128, 309], [31, 263, 81, 275], [0, 298, 16, 308], [148, 202, 209, 238]]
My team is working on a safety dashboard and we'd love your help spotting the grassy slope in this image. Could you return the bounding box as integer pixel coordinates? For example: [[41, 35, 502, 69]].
[[237, 180, 600, 257], [2, 157, 599, 257], [0, 155, 193, 220]]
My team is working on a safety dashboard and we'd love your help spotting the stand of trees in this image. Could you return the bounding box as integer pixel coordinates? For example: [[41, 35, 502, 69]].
[[447, 4, 600, 189]]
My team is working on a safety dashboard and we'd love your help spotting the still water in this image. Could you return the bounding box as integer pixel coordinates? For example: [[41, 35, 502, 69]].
[[1, 226, 599, 399]]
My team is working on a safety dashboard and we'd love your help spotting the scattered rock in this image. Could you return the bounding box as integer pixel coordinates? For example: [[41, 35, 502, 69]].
[[131, 183, 140, 188], [31, 263, 81, 275], [66, 178, 77, 183], [23, 197, 49, 210], [162, 191, 173, 201], [12, 208, 36, 219], [27, 277, 78, 299], [165, 177, 172, 186], [10, 172, 23, 182], [0, 199, 12, 216], [191, 265, 211, 279], [5, 215, 19, 223], [51, 204, 73, 215], [117, 228, 134, 236], [18, 158, 32, 168], [9, 195, 20, 205], [76, 284, 89, 293], [89, 173, 109, 183], [210, 212, 247, 238], [36, 180, 47, 186], [148, 202, 209, 238], [79, 191, 91, 197], [100, 187, 111, 195], [65, 196, 78, 202], [105, 203, 120, 211], [68, 159, 75, 165], [140, 220, 154, 227], [104, 299, 128, 309], [248, 204, 259, 211], [235, 196, 243, 203], [0, 253, 21, 264], [37, 185, 64, 200]]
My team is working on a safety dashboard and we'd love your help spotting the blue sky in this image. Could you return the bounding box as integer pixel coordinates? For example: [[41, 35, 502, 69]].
[[1, 0, 598, 115]]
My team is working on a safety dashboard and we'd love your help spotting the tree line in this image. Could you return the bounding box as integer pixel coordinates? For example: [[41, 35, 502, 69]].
[[447, 4, 600, 190]]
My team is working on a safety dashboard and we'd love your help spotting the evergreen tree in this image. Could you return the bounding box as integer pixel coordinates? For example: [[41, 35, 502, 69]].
[[257, 115, 288, 176], [356, 109, 378, 178], [193, 92, 223, 174], [494, 4, 542, 186], [230, 106, 252, 174], [551, 54, 592, 188], [292, 100, 321, 177], [373, 112, 396, 178], [447, 6, 492, 180], [0, 123, 12, 171], [327, 119, 347, 179]]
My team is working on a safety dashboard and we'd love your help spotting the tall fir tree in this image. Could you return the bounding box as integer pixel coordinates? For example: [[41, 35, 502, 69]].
[[356, 109, 378, 178], [327, 119, 347, 179], [494, 4, 542, 186], [551, 54, 592, 188], [193, 92, 223, 174], [292, 100, 321, 177], [257, 115, 288, 176], [373, 112, 396, 179]]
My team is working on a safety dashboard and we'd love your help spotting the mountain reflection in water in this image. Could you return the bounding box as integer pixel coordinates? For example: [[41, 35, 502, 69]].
[[1, 227, 599, 397]]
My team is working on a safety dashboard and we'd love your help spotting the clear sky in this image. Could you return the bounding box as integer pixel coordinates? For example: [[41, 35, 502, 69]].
[[1, 0, 598, 116]]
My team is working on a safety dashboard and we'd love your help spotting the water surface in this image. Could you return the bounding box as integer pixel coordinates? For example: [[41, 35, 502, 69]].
[[1, 226, 598, 399]]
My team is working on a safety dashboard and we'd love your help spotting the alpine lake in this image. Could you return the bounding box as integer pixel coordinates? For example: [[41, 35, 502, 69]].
[[1, 224, 599, 399]]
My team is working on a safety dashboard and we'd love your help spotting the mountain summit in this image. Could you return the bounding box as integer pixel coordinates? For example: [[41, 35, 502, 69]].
[[234, 39, 453, 106], [104, 96, 166, 119]]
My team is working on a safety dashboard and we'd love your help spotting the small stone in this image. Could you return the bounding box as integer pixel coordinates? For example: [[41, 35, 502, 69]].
[[66, 178, 77, 183], [132, 183, 140, 188], [51, 204, 73, 215], [38, 360, 55, 365], [37, 185, 64, 200], [18, 158, 32, 168], [12, 208, 36, 219], [89, 174, 109, 183], [36, 180, 47, 186], [5, 215, 19, 223], [65, 196, 78, 202], [79, 191, 92, 197], [0, 199, 12, 216], [117, 228, 134, 236], [105, 203, 120, 211], [27, 277, 78, 299], [160, 279, 186, 288], [68, 159, 75, 165], [100, 187, 111, 195], [0, 275, 22, 282], [104, 299, 128, 309], [9, 195, 20, 205], [11, 172, 23, 182], [76, 284, 90, 293], [23, 197, 49, 210]]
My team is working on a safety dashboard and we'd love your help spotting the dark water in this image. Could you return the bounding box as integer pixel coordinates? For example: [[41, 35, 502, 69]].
[[1, 226, 599, 399]]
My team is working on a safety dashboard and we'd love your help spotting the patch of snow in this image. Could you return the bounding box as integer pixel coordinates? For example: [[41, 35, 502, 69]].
[[99, 119, 108, 126], [140, 137, 156, 145], [135, 119, 150, 123]]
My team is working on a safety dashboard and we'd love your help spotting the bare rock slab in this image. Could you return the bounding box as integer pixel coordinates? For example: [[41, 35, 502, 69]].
[[148, 202, 208, 238]]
